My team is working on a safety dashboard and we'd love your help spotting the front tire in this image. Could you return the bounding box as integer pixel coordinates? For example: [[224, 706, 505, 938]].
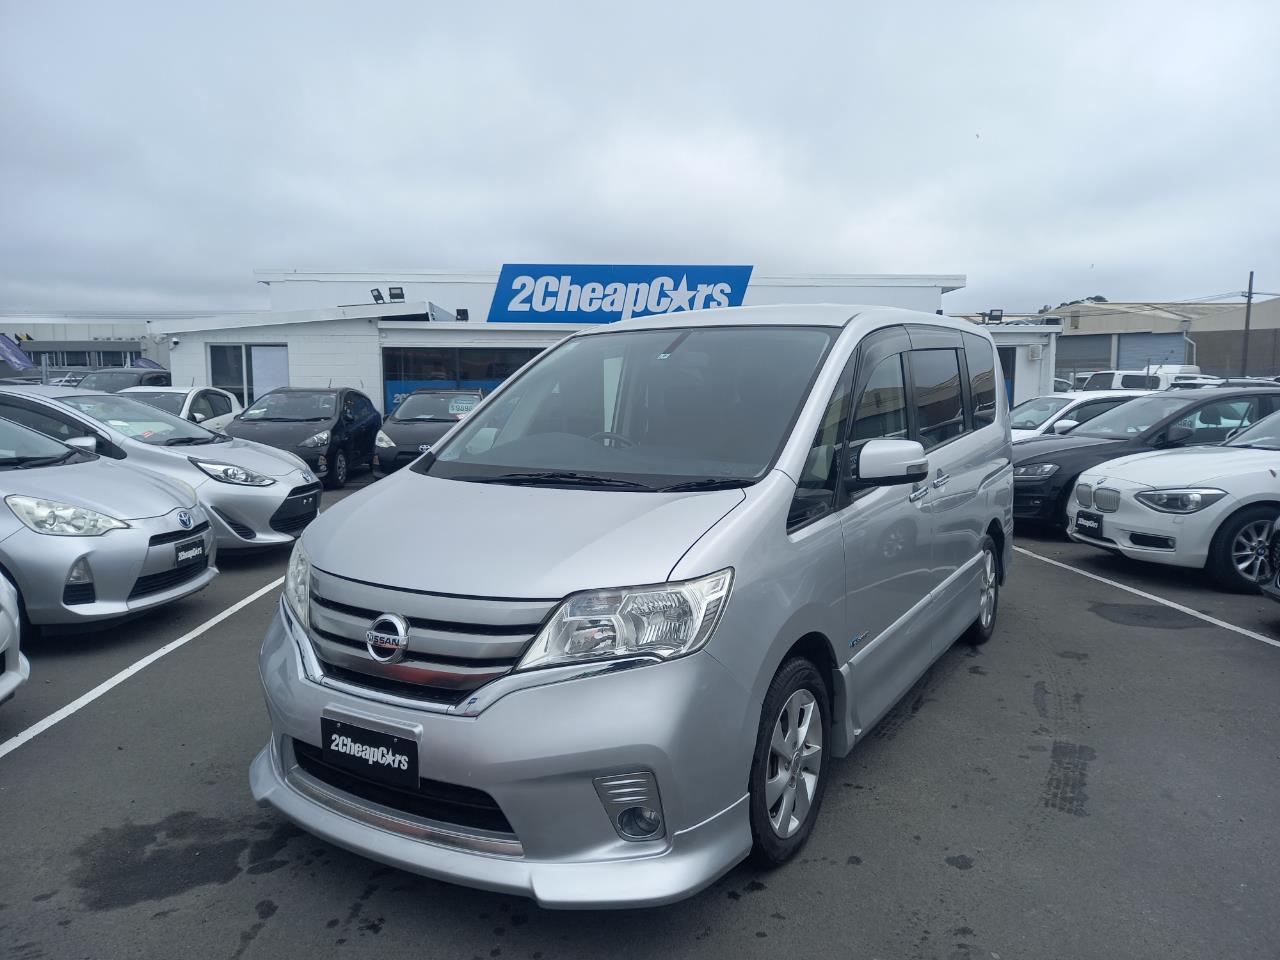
[[749, 658, 830, 866], [1207, 505, 1275, 592], [325, 449, 348, 490], [962, 534, 1000, 645]]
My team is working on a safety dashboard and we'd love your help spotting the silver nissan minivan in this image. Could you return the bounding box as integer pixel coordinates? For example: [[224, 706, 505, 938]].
[[252, 304, 1014, 908]]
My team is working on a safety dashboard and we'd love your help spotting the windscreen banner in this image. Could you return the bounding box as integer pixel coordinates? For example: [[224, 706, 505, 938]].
[[486, 264, 753, 324]]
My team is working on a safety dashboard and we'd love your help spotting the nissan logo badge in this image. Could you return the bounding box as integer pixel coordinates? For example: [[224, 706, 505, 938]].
[[177, 510, 193, 529], [365, 613, 410, 664]]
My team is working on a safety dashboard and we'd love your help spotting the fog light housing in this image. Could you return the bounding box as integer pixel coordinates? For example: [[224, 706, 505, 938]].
[[63, 557, 96, 605], [594, 771, 665, 841]]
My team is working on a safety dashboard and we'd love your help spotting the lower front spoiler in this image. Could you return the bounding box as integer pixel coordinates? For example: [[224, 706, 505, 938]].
[[250, 741, 752, 909]]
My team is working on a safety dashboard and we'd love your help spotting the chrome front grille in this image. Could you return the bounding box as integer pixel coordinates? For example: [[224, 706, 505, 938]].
[[306, 567, 554, 705], [1093, 488, 1121, 512], [1075, 483, 1094, 508]]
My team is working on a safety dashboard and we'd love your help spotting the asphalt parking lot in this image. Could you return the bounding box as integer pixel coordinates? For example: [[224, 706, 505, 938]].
[[2, 486, 1278, 960]]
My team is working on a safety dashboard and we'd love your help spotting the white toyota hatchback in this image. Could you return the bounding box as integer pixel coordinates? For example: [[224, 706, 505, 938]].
[[1067, 410, 1280, 591]]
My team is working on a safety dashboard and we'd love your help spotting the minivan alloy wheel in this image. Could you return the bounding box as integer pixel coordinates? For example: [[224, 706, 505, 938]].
[[1231, 519, 1274, 583], [766, 689, 823, 839], [979, 547, 998, 630]]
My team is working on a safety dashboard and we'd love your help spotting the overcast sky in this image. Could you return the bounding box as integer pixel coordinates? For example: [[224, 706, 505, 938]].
[[2, 1, 1277, 315]]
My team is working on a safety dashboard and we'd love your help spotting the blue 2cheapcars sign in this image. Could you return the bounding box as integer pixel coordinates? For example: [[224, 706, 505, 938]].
[[487, 264, 753, 324]]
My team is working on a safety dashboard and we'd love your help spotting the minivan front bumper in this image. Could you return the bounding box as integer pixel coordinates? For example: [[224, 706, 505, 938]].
[[252, 601, 754, 908]]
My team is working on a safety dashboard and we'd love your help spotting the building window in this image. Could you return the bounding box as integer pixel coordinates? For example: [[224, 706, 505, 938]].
[[209, 344, 289, 405], [382, 346, 544, 410]]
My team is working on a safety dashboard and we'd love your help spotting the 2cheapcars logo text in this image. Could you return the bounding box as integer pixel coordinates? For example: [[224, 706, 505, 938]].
[[329, 733, 411, 771], [487, 264, 753, 324]]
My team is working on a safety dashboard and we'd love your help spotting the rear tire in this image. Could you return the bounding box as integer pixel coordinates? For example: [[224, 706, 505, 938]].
[[962, 535, 1000, 645], [1207, 505, 1275, 593], [749, 658, 830, 867], [325, 449, 348, 490]]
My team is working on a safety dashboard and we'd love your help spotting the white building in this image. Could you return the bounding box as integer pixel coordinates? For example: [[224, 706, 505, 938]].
[[152, 266, 1058, 410]]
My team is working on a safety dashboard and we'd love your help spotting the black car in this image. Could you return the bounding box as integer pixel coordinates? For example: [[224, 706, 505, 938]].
[[223, 387, 381, 488], [77, 368, 171, 391], [1013, 388, 1280, 528], [374, 389, 484, 476]]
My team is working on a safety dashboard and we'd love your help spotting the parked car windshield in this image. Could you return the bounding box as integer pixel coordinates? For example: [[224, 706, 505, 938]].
[[58, 394, 225, 446], [126, 391, 186, 415], [1225, 411, 1280, 450], [1010, 396, 1072, 430], [0, 416, 88, 468], [77, 371, 142, 391], [1072, 394, 1193, 438], [393, 392, 482, 422], [241, 392, 336, 422], [428, 325, 835, 489]]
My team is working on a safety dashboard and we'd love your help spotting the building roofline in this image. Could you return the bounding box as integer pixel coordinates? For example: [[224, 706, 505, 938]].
[[150, 300, 430, 334]]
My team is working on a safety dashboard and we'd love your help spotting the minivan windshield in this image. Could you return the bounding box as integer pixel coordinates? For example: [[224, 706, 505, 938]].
[[241, 392, 336, 422], [59, 394, 225, 446], [126, 391, 185, 415], [0, 416, 88, 469], [78, 371, 144, 391], [1010, 396, 1072, 430], [426, 325, 835, 489], [392, 392, 482, 422], [1225, 411, 1280, 450], [1072, 394, 1192, 438]]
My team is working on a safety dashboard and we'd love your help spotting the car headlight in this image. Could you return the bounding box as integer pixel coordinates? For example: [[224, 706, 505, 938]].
[[1013, 462, 1060, 479], [375, 430, 396, 449], [517, 569, 733, 672], [189, 458, 276, 486], [299, 430, 331, 449], [1135, 488, 1228, 514], [283, 540, 311, 631], [5, 495, 129, 536]]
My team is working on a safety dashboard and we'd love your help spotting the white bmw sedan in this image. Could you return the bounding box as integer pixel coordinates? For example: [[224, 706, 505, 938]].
[[1067, 411, 1280, 591]]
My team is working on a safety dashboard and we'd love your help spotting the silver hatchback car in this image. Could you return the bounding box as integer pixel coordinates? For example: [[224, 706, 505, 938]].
[[252, 305, 1014, 908], [0, 387, 322, 550]]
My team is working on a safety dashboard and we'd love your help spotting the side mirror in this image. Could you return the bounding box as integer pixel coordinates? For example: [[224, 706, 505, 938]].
[[1053, 418, 1080, 435], [66, 436, 97, 453], [1165, 424, 1194, 446], [853, 438, 929, 486], [190, 411, 207, 423]]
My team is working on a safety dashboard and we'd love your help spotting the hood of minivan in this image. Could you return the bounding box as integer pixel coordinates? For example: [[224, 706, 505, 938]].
[[150, 437, 304, 477], [1081, 445, 1280, 487], [305, 472, 746, 598], [224, 417, 334, 450], [3, 457, 191, 520], [380, 419, 456, 447]]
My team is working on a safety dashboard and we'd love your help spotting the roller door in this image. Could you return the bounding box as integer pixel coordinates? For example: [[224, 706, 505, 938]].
[[1117, 333, 1185, 370]]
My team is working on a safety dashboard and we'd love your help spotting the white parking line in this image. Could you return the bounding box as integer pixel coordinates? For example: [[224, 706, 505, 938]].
[[1014, 546, 1280, 650], [0, 576, 284, 763]]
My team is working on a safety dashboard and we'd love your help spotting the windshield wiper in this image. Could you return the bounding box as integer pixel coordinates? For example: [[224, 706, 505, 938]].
[[456, 471, 654, 490], [659, 478, 751, 492], [2, 451, 78, 469], [398, 416, 453, 422], [164, 436, 212, 446]]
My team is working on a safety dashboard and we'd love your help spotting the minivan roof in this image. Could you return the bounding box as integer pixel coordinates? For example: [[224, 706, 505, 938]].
[[592, 303, 979, 334]]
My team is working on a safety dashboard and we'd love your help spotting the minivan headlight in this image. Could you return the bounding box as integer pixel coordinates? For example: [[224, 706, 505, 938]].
[[1135, 488, 1227, 514], [5, 495, 129, 536], [190, 458, 275, 486], [375, 430, 396, 449], [299, 430, 331, 449], [517, 569, 733, 672], [1013, 462, 1060, 479], [283, 540, 311, 631]]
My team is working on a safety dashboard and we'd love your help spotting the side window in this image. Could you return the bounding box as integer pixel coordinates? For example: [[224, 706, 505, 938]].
[[341, 393, 356, 419], [788, 362, 854, 531], [962, 334, 997, 426], [0, 402, 91, 441], [357, 396, 377, 420], [189, 392, 215, 420], [1072, 398, 1126, 426], [205, 391, 233, 417], [909, 349, 965, 450], [1179, 399, 1256, 443], [1121, 374, 1159, 389], [850, 354, 908, 445]]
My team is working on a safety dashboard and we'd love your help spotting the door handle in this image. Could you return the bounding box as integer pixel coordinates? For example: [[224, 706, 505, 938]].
[[932, 473, 951, 489], [908, 485, 928, 503]]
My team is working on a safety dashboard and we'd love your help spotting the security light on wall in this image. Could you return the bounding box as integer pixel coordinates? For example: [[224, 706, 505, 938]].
[[370, 289, 385, 304], [388, 287, 405, 302]]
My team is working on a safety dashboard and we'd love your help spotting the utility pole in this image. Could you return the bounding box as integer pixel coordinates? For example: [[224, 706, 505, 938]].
[[1241, 270, 1254, 377]]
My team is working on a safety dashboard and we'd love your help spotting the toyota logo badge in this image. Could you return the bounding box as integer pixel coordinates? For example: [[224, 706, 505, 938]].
[[177, 510, 193, 529], [365, 613, 410, 664]]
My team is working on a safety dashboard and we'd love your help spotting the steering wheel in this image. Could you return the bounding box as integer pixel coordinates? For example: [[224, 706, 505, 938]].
[[588, 431, 637, 448]]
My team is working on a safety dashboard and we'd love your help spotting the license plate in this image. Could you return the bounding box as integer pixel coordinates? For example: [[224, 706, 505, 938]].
[[1075, 511, 1103, 537], [321, 717, 419, 789], [174, 537, 205, 568]]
